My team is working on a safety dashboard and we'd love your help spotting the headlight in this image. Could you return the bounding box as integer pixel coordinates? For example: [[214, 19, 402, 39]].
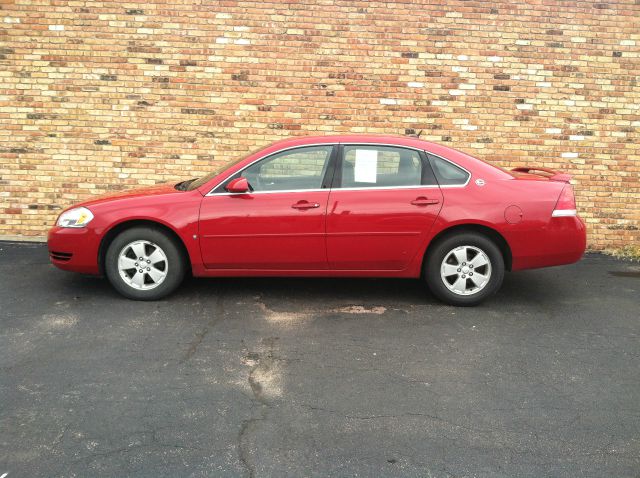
[[56, 207, 94, 228]]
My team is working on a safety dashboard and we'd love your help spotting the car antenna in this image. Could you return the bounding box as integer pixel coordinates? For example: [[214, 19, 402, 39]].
[[406, 130, 423, 138]]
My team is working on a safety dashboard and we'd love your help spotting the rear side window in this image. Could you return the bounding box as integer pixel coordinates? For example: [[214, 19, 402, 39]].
[[428, 155, 470, 186], [339, 146, 428, 188]]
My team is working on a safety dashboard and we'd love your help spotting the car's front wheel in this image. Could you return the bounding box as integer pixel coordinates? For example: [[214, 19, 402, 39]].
[[105, 226, 186, 300], [425, 232, 505, 306]]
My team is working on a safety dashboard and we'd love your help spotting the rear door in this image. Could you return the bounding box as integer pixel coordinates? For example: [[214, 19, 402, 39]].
[[326, 144, 443, 270]]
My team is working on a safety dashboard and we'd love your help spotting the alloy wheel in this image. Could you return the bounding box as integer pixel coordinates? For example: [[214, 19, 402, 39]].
[[440, 245, 492, 296], [117, 240, 168, 290]]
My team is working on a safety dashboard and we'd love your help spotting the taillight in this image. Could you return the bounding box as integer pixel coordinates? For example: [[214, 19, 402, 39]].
[[552, 185, 577, 217]]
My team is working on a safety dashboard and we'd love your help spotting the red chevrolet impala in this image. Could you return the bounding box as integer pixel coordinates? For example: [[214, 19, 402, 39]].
[[48, 135, 586, 306]]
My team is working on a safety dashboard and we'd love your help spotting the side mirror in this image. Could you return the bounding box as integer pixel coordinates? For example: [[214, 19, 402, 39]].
[[226, 177, 250, 193]]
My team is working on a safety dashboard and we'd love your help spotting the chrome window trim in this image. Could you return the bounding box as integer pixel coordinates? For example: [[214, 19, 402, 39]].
[[211, 185, 442, 196], [205, 142, 472, 196], [333, 184, 440, 192], [213, 188, 326, 196]]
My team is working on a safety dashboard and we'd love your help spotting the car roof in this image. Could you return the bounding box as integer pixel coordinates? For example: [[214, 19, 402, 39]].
[[263, 134, 474, 160], [264, 135, 510, 175], [266, 134, 434, 148]]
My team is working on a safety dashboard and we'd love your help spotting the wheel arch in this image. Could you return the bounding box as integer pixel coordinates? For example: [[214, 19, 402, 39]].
[[422, 223, 513, 274], [98, 219, 192, 275]]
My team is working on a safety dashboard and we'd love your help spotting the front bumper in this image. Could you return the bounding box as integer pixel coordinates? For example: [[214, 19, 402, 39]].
[[47, 226, 101, 275]]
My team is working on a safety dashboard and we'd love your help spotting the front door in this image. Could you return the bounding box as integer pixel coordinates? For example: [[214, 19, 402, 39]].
[[326, 145, 443, 270], [198, 145, 335, 270]]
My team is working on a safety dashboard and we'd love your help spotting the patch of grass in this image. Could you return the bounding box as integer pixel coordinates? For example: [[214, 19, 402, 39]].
[[603, 245, 640, 261]]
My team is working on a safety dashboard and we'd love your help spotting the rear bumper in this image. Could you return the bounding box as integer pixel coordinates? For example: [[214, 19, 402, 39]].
[[511, 216, 587, 271], [47, 227, 101, 275]]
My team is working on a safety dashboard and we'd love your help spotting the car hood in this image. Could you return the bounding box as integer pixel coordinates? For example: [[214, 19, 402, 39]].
[[71, 182, 188, 209]]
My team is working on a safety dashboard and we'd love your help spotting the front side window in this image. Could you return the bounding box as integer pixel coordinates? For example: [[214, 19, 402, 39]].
[[428, 154, 470, 186], [339, 146, 426, 188], [240, 146, 333, 192]]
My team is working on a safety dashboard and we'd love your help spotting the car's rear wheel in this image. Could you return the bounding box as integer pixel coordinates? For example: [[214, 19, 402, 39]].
[[105, 227, 185, 300], [425, 232, 504, 306]]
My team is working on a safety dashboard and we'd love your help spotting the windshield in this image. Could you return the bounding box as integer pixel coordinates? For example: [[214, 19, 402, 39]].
[[185, 146, 265, 191]]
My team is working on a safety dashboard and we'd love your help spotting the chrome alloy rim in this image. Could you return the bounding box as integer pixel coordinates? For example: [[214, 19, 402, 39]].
[[440, 245, 492, 296], [118, 240, 168, 290]]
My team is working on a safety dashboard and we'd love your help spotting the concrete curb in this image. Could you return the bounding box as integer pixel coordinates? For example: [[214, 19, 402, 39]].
[[0, 235, 47, 243]]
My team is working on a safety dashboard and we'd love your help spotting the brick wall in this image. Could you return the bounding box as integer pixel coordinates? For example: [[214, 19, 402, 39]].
[[1, 0, 639, 250]]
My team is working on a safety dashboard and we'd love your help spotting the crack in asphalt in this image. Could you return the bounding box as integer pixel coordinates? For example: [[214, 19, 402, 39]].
[[67, 401, 211, 468], [71, 441, 196, 464], [237, 416, 263, 478], [180, 285, 226, 363], [238, 337, 279, 478]]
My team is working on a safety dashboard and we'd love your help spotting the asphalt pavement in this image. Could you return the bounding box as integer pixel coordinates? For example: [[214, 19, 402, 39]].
[[1, 241, 639, 477]]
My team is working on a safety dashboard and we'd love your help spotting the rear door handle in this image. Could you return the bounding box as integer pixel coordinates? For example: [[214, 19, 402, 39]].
[[411, 196, 440, 206], [292, 200, 320, 210]]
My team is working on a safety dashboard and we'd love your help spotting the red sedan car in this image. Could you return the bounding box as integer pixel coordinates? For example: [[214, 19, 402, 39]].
[[48, 135, 586, 306]]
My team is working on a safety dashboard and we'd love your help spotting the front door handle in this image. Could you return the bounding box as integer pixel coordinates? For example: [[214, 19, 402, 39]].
[[411, 197, 440, 206], [292, 200, 320, 210]]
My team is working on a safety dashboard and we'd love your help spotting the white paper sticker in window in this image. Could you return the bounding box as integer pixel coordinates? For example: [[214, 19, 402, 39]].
[[354, 149, 378, 183]]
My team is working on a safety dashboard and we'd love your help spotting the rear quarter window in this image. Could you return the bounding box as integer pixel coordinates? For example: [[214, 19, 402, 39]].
[[428, 155, 470, 186]]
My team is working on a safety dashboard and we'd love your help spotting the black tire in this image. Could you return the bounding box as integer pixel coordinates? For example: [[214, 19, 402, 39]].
[[424, 232, 504, 306], [105, 226, 186, 300]]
